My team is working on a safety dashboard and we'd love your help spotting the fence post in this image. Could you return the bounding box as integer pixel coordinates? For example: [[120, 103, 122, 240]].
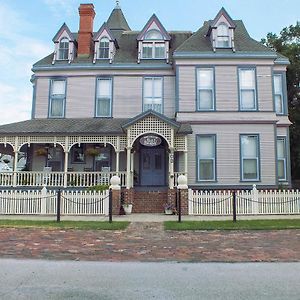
[[232, 190, 237, 222], [177, 175, 188, 222], [41, 185, 47, 214], [57, 189, 61, 222], [252, 184, 259, 214], [109, 188, 112, 223]]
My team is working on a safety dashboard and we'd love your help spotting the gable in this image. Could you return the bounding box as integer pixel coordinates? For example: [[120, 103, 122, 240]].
[[52, 23, 75, 42]]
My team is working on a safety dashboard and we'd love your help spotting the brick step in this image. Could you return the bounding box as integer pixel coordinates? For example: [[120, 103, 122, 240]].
[[133, 190, 168, 213]]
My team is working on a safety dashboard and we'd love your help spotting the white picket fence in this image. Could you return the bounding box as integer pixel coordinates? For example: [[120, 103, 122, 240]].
[[189, 188, 300, 215], [0, 189, 109, 215]]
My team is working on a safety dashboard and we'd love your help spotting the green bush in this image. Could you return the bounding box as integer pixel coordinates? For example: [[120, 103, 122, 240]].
[[86, 184, 109, 192]]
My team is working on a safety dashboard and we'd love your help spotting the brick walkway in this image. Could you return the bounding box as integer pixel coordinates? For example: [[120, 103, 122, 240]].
[[0, 223, 299, 262]]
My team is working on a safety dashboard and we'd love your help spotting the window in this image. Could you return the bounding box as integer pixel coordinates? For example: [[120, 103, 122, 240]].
[[217, 23, 230, 48], [277, 137, 287, 181], [274, 74, 284, 114], [96, 78, 112, 117], [58, 38, 69, 60], [142, 30, 165, 59], [197, 135, 216, 181], [197, 68, 215, 110], [240, 135, 260, 181], [143, 77, 163, 113], [99, 37, 109, 59], [49, 79, 66, 118], [239, 68, 257, 110]]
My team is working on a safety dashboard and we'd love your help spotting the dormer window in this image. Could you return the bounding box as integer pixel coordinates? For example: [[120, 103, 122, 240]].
[[217, 23, 230, 48], [99, 37, 110, 59], [58, 38, 69, 60], [142, 30, 165, 59]]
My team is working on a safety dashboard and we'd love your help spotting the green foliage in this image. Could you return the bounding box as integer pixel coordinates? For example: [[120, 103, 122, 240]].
[[86, 184, 109, 192], [0, 220, 130, 230], [262, 22, 300, 179], [165, 219, 300, 230]]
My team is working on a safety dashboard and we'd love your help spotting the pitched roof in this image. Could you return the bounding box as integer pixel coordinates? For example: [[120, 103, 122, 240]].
[[106, 6, 131, 31], [52, 23, 75, 42], [174, 20, 278, 56], [210, 7, 236, 28], [0, 118, 192, 135]]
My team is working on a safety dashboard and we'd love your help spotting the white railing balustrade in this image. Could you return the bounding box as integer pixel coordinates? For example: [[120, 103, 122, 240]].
[[0, 171, 127, 188], [0, 189, 109, 215]]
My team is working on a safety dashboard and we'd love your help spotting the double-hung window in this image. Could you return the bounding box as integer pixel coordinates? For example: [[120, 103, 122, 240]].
[[96, 78, 112, 117], [142, 30, 165, 59], [274, 74, 284, 114], [239, 68, 257, 110], [197, 135, 216, 181], [240, 135, 260, 181], [216, 23, 230, 48], [277, 137, 287, 181], [197, 68, 215, 110], [143, 77, 163, 113], [99, 37, 109, 59], [49, 79, 66, 118], [58, 38, 69, 60]]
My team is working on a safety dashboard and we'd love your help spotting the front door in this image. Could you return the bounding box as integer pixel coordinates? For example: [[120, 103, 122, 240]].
[[140, 148, 165, 186]]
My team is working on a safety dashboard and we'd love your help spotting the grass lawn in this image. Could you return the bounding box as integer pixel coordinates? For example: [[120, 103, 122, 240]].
[[164, 219, 300, 231], [0, 220, 130, 230]]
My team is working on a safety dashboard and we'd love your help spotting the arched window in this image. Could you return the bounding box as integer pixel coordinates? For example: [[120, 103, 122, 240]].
[[99, 37, 110, 59], [145, 30, 163, 40], [217, 23, 230, 48], [142, 30, 165, 59], [58, 38, 69, 60]]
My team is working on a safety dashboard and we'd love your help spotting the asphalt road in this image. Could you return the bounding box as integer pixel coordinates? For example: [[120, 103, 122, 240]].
[[0, 259, 299, 300]]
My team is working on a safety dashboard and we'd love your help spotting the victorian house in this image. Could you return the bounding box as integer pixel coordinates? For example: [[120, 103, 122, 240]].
[[0, 3, 290, 212]]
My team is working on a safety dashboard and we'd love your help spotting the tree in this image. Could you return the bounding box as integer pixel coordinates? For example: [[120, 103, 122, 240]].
[[262, 23, 300, 179]]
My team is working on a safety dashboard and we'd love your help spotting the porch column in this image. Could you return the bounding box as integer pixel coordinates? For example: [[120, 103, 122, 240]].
[[169, 147, 174, 189], [184, 151, 188, 175], [126, 147, 132, 189], [115, 151, 120, 173], [63, 150, 69, 188], [130, 151, 134, 188], [13, 150, 18, 187]]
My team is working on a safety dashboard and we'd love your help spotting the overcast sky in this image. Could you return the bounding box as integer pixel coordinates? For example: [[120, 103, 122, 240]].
[[0, 0, 298, 125]]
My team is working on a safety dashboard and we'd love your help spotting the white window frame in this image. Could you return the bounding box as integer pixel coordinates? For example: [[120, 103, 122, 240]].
[[95, 78, 112, 117], [143, 77, 163, 113], [49, 79, 66, 118], [99, 37, 110, 59], [277, 137, 287, 181], [274, 73, 284, 115], [196, 68, 215, 111], [142, 30, 166, 59], [197, 135, 216, 181], [239, 68, 257, 111], [216, 23, 230, 48], [240, 135, 260, 181], [58, 38, 69, 60]]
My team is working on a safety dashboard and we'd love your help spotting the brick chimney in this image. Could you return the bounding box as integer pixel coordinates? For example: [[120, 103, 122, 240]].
[[77, 3, 95, 57]]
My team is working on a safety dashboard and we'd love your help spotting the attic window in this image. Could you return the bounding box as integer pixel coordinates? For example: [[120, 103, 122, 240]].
[[58, 38, 69, 60], [216, 23, 230, 48], [99, 37, 110, 59], [142, 30, 166, 59]]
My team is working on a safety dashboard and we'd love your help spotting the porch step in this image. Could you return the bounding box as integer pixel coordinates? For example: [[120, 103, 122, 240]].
[[132, 190, 168, 213]]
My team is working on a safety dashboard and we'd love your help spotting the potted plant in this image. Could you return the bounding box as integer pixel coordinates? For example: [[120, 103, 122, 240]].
[[164, 203, 176, 215], [35, 148, 48, 157], [122, 203, 133, 215], [85, 148, 100, 157]]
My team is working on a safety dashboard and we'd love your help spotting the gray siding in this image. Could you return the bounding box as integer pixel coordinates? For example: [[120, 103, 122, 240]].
[[184, 124, 276, 187], [257, 66, 273, 111], [215, 66, 238, 110], [35, 78, 49, 118], [66, 77, 95, 118], [163, 76, 175, 117], [178, 66, 196, 111], [113, 76, 143, 118]]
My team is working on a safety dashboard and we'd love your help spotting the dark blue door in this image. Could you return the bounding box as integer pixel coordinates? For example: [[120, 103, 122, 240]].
[[140, 148, 165, 186]]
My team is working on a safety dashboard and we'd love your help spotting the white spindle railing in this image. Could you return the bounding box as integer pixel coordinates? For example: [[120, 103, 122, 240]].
[[0, 171, 127, 187]]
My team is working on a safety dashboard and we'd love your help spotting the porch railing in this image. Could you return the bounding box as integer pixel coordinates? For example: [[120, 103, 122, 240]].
[[0, 171, 127, 188]]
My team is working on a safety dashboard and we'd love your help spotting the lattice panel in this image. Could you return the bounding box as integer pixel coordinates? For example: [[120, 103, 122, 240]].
[[128, 116, 173, 147], [17, 136, 66, 151], [0, 136, 15, 149], [119, 136, 127, 151], [174, 136, 187, 152]]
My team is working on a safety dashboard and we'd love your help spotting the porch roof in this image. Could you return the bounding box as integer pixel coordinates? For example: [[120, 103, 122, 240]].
[[0, 118, 192, 136]]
